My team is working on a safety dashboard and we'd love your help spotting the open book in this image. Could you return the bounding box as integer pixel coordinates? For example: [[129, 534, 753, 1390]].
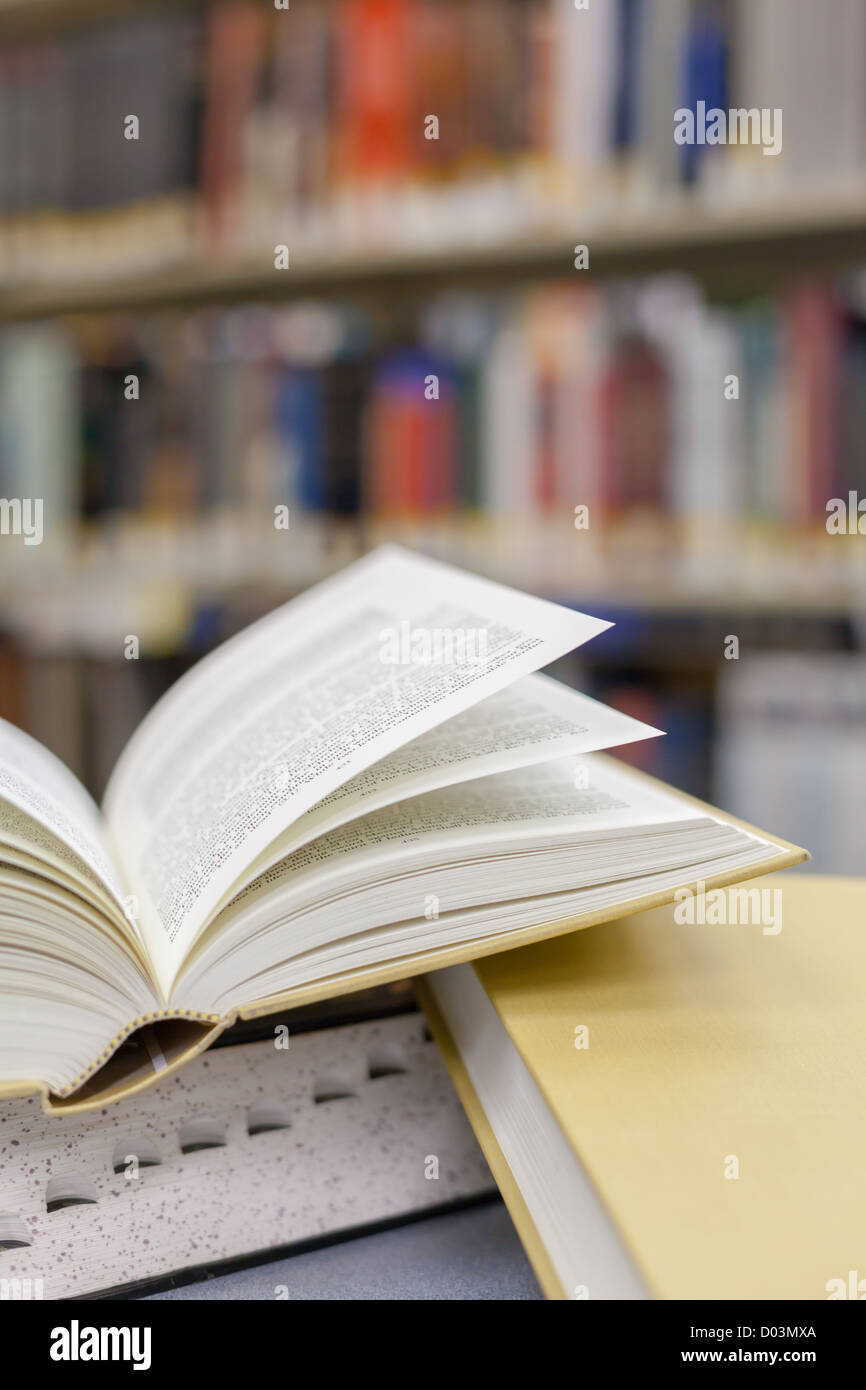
[[0, 547, 805, 1112]]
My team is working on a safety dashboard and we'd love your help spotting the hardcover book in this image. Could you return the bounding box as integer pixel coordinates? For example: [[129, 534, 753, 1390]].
[[420, 874, 861, 1301], [0, 547, 805, 1112], [0, 1009, 494, 1298]]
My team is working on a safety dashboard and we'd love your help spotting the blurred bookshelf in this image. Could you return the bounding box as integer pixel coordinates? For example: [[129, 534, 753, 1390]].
[[4, 0, 866, 312], [1, 0, 865, 872], [5, 189, 866, 320]]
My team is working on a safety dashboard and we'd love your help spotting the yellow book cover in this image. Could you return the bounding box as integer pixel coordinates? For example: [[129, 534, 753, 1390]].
[[420, 873, 864, 1300]]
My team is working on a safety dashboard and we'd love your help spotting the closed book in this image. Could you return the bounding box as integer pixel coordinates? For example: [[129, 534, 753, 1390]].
[[0, 1006, 493, 1298], [421, 871, 861, 1300]]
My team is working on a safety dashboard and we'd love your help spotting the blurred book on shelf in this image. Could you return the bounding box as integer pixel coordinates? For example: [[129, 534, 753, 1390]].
[[1, 0, 866, 290], [716, 653, 866, 876], [2, 272, 866, 622]]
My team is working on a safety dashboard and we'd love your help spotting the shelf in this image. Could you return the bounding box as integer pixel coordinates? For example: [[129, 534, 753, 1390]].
[[3, 186, 866, 321], [1, 516, 864, 658]]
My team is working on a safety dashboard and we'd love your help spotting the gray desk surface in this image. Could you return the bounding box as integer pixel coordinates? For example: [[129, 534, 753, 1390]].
[[144, 1199, 542, 1300]]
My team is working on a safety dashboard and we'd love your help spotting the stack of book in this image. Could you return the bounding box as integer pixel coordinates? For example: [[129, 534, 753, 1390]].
[[0, 547, 825, 1299]]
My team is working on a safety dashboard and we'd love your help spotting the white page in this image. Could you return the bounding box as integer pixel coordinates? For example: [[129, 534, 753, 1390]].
[[103, 547, 611, 995], [174, 753, 742, 1008], [223, 673, 662, 900], [0, 799, 126, 921], [0, 718, 128, 913], [211, 754, 710, 928]]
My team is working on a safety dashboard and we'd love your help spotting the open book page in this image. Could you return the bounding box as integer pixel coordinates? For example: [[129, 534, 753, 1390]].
[[208, 755, 719, 928], [0, 799, 128, 926], [175, 753, 770, 1012], [219, 674, 662, 903], [0, 718, 132, 931], [104, 547, 611, 997]]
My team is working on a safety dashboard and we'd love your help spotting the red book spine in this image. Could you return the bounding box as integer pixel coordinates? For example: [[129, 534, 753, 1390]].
[[200, 2, 267, 251], [787, 286, 842, 525], [336, 0, 413, 183]]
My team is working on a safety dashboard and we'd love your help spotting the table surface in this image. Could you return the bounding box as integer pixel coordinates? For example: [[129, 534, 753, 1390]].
[[142, 1199, 541, 1300]]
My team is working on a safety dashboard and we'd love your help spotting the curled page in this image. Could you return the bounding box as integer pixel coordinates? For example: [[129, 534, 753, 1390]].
[[220, 673, 662, 902], [104, 546, 611, 995]]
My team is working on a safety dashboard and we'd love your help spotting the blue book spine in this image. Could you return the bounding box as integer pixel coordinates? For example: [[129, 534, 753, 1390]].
[[275, 367, 325, 512], [681, 8, 728, 184], [612, 0, 644, 154]]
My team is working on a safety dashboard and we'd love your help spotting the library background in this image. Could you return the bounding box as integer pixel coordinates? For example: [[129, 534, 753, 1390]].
[[0, 0, 864, 876]]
